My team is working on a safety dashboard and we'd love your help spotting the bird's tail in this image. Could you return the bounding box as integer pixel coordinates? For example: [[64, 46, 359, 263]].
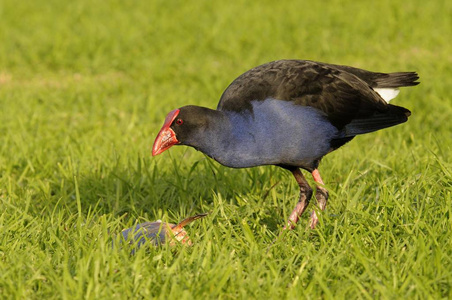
[[373, 72, 419, 102], [325, 62, 420, 103], [372, 72, 420, 88]]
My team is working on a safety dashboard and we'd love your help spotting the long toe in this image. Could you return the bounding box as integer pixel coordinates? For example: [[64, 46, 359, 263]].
[[310, 210, 319, 229]]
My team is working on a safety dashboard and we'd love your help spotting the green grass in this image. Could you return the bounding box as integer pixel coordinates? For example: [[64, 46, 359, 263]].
[[1, 0, 451, 298]]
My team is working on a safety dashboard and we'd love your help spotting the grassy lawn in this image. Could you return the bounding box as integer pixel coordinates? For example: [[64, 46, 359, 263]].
[[1, 0, 451, 298]]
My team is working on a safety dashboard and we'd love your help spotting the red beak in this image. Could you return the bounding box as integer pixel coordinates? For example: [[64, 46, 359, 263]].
[[152, 109, 180, 156]]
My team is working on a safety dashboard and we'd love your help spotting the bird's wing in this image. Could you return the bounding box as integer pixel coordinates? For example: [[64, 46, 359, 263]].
[[217, 60, 409, 131]]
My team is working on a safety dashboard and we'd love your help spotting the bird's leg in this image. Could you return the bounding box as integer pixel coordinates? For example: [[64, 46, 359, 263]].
[[310, 169, 329, 229], [284, 169, 313, 230]]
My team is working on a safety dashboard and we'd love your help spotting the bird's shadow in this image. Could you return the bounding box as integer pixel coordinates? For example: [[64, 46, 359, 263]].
[[51, 152, 276, 219], [48, 151, 292, 233]]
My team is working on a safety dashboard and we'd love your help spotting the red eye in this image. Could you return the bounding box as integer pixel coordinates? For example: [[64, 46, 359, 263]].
[[175, 119, 183, 125]]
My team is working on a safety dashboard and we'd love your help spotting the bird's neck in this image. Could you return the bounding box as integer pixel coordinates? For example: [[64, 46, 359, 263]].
[[187, 110, 260, 168]]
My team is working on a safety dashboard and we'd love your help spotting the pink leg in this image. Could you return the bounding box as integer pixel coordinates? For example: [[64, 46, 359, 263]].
[[310, 169, 329, 229], [284, 169, 313, 230]]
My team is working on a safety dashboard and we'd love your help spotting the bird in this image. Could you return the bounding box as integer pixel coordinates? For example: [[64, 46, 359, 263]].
[[119, 213, 208, 251], [152, 60, 419, 229]]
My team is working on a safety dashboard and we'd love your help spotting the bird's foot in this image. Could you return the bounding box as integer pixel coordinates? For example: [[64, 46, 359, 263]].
[[283, 186, 313, 230], [310, 210, 319, 229], [315, 186, 328, 210], [309, 185, 329, 229], [283, 197, 309, 230]]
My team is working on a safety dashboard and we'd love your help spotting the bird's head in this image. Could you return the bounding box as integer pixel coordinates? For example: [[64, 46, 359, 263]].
[[152, 106, 216, 156]]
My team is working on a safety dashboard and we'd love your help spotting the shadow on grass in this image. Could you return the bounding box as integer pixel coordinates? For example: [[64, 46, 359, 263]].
[[47, 153, 289, 230]]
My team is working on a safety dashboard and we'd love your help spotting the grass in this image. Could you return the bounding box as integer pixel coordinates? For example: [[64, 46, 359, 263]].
[[0, 0, 451, 298]]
